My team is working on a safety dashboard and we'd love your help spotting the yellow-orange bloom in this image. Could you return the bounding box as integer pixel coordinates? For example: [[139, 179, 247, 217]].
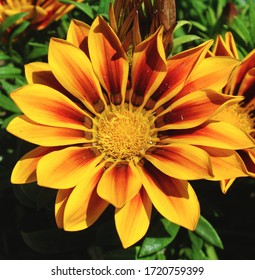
[[0, 0, 82, 30], [212, 32, 255, 192], [7, 18, 254, 248]]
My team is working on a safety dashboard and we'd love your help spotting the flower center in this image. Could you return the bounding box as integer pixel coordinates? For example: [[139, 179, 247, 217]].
[[97, 110, 152, 160], [213, 103, 255, 136]]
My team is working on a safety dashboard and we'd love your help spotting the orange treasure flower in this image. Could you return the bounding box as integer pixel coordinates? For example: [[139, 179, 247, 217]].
[[0, 0, 82, 30], [7, 18, 254, 248], [212, 32, 255, 192]]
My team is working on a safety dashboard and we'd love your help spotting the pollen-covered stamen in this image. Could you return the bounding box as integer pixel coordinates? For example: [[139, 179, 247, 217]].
[[97, 110, 153, 160], [214, 103, 255, 136]]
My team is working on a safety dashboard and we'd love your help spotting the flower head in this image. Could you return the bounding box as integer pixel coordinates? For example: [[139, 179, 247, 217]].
[[0, 0, 82, 30], [211, 32, 255, 192], [7, 17, 254, 247]]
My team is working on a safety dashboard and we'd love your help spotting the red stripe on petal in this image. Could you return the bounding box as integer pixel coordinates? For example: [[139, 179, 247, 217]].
[[89, 16, 129, 106], [145, 144, 213, 180], [37, 146, 103, 189], [131, 28, 167, 107], [137, 162, 200, 230], [49, 38, 106, 114], [97, 161, 142, 208], [63, 165, 108, 231], [145, 41, 213, 110], [67, 19, 90, 56], [7, 115, 90, 146], [115, 188, 152, 248]]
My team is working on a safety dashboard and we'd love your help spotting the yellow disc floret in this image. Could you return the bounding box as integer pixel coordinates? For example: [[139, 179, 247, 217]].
[[214, 103, 255, 135], [97, 110, 152, 160]]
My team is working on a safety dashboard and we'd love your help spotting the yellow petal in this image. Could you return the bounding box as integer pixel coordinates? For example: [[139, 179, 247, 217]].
[[146, 40, 213, 110], [55, 188, 73, 228], [131, 27, 167, 107], [48, 38, 106, 114], [155, 90, 241, 130], [225, 49, 255, 96], [88, 16, 129, 106], [115, 188, 152, 248], [7, 115, 89, 146], [181, 56, 240, 95], [11, 84, 92, 131], [145, 144, 213, 180], [97, 161, 142, 208], [66, 19, 90, 54], [202, 146, 248, 180], [11, 146, 59, 184], [37, 146, 103, 189], [25, 62, 68, 94], [63, 165, 108, 231], [137, 162, 200, 230], [161, 121, 255, 149]]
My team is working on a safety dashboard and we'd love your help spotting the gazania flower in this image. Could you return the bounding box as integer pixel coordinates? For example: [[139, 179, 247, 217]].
[[0, 0, 82, 30], [211, 32, 255, 192], [7, 17, 254, 248]]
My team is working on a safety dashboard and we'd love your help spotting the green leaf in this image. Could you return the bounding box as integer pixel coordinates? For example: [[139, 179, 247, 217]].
[[138, 219, 180, 258], [139, 237, 173, 257], [0, 65, 22, 79], [0, 92, 20, 113], [173, 34, 201, 53], [26, 43, 49, 61], [97, 0, 112, 18], [9, 20, 30, 43], [194, 215, 223, 249], [59, 0, 95, 18], [160, 218, 180, 238], [0, 12, 28, 34], [174, 20, 193, 33], [0, 53, 11, 61], [231, 16, 253, 47], [249, 0, 255, 48]]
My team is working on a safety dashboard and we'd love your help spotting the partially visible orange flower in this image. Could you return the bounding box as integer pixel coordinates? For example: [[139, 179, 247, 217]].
[[212, 32, 255, 192], [7, 18, 254, 248], [0, 0, 82, 30]]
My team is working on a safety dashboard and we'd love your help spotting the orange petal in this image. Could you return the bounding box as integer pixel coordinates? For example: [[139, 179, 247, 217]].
[[180, 56, 240, 96], [66, 19, 90, 55], [7, 115, 89, 146], [146, 40, 213, 110], [11, 146, 59, 184], [115, 188, 152, 248], [37, 146, 103, 189], [160, 121, 255, 149], [63, 165, 108, 231], [88, 16, 129, 106], [25, 62, 71, 98], [145, 144, 213, 180], [137, 162, 200, 230], [237, 68, 255, 102], [155, 90, 240, 130], [212, 33, 239, 58], [48, 38, 106, 114], [131, 27, 167, 107], [201, 146, 248, 180], [97, 161, 142, 208], [55, 188, 73, 228], [220, 179, 236, 194], [11, 84, 93, 131], [238, 149, 255, 176], [225, 49, 255, 96]]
